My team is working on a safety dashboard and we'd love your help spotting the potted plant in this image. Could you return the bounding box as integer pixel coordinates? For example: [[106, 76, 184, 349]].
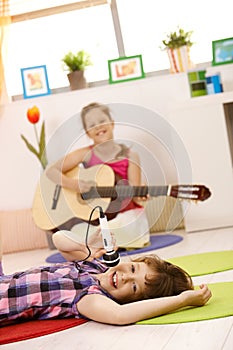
[[161, 27, 194, 73], [62, 50, 92, 90]]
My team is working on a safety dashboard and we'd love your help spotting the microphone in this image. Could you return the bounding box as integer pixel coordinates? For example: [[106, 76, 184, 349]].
[[99, 208, 120, 267]]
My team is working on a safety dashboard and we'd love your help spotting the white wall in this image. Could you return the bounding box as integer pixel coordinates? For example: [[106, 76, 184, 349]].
[[1, 64, 233, 232]]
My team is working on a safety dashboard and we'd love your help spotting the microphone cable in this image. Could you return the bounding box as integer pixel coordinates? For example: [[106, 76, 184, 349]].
[[81, 205, 120, 266]]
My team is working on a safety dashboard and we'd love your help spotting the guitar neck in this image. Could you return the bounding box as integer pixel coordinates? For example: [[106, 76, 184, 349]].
[[32, 160, 211, 231], [82, 185, 169, 200]]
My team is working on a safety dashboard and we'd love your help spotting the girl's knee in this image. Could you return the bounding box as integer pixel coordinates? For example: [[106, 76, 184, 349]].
[[52, 231, 66, 249]]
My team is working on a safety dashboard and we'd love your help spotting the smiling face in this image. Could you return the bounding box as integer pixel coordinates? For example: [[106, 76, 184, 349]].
[[84, 107, 114, 145], [96, 261, 155, 303]]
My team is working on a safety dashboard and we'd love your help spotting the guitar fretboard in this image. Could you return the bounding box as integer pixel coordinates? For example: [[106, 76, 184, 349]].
[[82, 185, 169, 200]]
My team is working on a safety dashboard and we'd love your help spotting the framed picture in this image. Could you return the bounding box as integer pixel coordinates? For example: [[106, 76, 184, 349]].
[[212, 37, 233, 66], [108, 55, 145, 84], [20, 65, 51, 99]]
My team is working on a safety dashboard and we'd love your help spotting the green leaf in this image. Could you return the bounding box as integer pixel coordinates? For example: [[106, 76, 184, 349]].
[[39, 121, 46, 156], [161, 27, 194, 49], [62, 50, 92, 72], [39, 121, 48, 169], [21, 133, 46, 168], [21, 134, 39, 158]]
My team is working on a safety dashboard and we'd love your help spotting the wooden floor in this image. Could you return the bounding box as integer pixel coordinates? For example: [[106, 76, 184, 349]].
[[1, 227, 233, 350]]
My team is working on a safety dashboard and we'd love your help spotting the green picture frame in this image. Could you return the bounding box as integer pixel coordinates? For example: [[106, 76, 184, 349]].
[[108, 55, 145, 84], [212, 37, 233, 66]]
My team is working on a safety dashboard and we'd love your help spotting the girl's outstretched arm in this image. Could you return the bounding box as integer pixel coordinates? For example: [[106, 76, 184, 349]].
[[77, 284, 212, 325]]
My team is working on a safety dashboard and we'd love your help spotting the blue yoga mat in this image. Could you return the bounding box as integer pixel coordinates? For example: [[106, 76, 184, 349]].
[[46, 234, 183, 263]]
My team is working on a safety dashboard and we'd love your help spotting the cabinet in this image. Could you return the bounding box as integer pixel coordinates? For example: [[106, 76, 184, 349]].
[[167, 92, 233, 232], [224, 102, 233, 167]]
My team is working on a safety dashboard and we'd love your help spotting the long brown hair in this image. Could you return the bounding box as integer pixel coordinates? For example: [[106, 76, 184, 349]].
[[133, 254, 193, 300]]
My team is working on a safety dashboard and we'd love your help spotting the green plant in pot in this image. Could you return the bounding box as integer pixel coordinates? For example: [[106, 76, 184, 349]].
[[161, 27, 194, 73], [161, 27, 194, 49], [62, 50, 92, 90]]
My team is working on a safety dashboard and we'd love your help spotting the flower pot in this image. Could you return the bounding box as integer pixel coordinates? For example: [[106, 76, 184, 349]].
[[67, 70, 87, 90], [167, 45, 194, 73]]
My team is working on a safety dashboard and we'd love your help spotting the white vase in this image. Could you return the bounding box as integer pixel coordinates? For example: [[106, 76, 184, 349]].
[[167, 45, 194, 73]]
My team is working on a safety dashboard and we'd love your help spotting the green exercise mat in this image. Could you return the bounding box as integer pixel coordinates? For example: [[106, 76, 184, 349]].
[[167, 251, 233, 277], [137, 281, 233, 324]]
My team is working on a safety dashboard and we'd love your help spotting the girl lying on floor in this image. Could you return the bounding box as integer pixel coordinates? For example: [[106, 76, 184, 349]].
[[0, 229, 212, 326]]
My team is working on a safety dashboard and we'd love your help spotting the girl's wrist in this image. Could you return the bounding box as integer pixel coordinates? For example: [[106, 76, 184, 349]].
[[178, 292, 189, 308]]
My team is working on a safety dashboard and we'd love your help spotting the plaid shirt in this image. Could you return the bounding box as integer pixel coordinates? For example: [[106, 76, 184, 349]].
[[0, 259, 110, 326]]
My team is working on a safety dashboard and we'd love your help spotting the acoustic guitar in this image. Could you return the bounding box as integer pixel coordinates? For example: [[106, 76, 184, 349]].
[[32, 164, 211, 230]]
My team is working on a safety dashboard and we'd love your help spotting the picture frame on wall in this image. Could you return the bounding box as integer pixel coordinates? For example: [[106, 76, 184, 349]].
[[212, 37, 233, 66], [108, 55, 145, 84], [20, 65, 51, 99]]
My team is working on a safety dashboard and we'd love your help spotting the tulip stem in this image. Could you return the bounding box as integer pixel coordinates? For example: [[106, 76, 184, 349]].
[[34, 124, 40, 147]]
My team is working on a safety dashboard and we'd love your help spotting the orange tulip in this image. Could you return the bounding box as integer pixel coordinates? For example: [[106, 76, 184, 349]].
[[21, 106, 48, 169], [27, 106, 40, 124]]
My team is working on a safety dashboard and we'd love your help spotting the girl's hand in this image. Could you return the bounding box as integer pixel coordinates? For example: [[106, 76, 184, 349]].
[[88, 228, 118, 259], [133, 184, 151, 203], [78, 180, 93, 194], [181, 284, 212, 307], [134, 193, 150, 203]]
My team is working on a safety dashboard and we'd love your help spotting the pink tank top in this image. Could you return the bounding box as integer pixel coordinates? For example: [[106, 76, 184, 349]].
[[83, 147, 142, 213], [84, 148, 129, 180]]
